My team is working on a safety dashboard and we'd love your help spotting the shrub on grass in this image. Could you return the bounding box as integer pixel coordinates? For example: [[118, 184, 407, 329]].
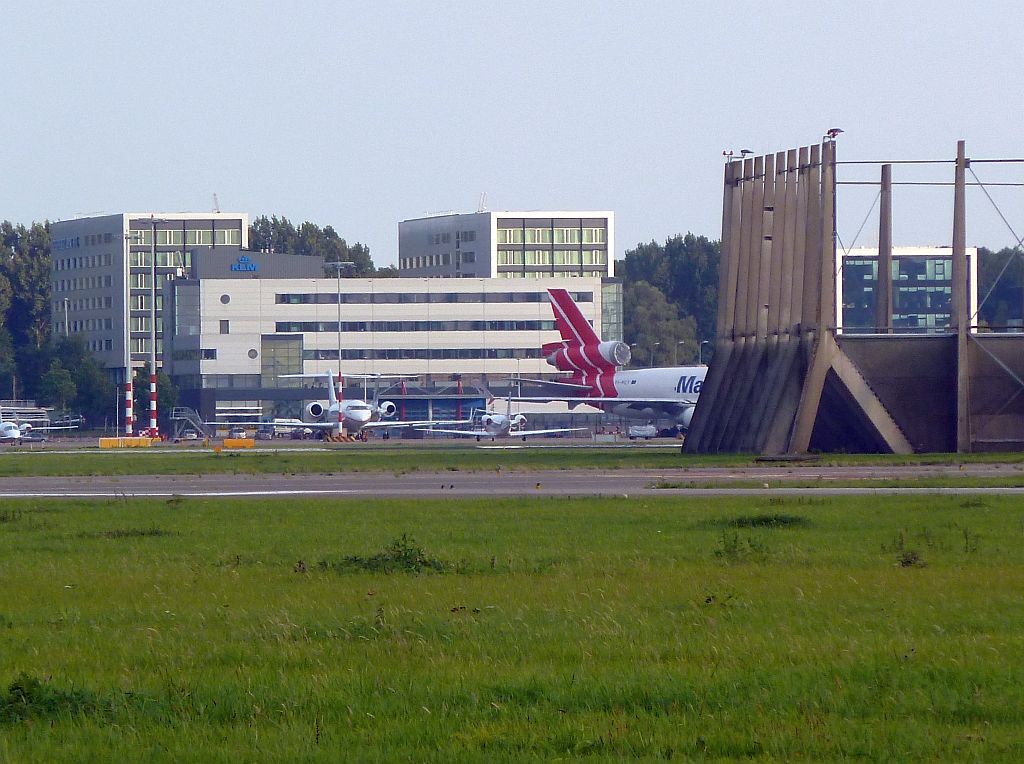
[[714, 530, 768, 563], [727, 514, 809, 529], [76, 527, 176, 540], [318, 534, 448, 574], [0, 674, 101, 723]]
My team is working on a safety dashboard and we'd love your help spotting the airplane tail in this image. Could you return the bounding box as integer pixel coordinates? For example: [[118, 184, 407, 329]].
[[327, 370, 339, 405], [543, 288, 630, 398], [548, 288, 601, 346]]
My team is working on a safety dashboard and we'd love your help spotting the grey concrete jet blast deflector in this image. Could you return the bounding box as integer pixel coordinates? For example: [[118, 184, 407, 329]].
[[686, 139, 1024, 455]]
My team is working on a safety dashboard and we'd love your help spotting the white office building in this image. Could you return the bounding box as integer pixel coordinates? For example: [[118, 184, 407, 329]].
[[164, 250, 619, 420], [398, 210, 614, 280]]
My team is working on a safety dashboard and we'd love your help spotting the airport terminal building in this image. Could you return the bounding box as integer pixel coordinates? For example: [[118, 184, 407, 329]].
[[163, 248, 620, 421], [49, 211, 621, 426]]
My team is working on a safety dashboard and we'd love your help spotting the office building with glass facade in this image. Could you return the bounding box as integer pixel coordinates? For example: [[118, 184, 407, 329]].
[[49, 212, 249, 383], [838, 246, 978, 333], [398, 210, 614, 280]]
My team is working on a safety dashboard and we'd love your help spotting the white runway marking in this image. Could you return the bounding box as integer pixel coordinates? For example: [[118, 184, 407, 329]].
[[2, 490, 355, 498]]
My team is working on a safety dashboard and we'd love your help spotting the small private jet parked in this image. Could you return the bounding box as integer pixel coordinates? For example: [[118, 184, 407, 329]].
[[242, 370, 470, 439], [0, 418, 77, 444], [417, 402, 587, 442]]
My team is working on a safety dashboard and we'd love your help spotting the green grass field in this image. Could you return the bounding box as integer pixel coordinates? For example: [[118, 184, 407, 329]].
[[3, 444, 1024, 478], [1, 494, 1023, 761]]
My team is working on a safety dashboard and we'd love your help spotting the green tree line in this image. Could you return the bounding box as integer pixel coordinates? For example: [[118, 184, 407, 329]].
[[618, 233, 720, 367]]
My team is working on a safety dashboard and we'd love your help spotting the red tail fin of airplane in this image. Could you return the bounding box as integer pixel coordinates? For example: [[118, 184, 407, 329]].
[[548, 288, 601, 346], [544, 288, 624, 397]]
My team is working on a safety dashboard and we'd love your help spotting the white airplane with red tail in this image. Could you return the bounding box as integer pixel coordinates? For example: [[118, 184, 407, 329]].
[[513, 288, 707, 429]]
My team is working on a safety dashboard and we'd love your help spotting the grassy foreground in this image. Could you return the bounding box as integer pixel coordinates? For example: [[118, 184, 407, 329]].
[[1, 494, 1023, 761]]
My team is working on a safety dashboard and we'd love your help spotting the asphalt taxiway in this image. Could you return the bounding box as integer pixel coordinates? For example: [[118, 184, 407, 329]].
[[2, 464, 1024, 498]]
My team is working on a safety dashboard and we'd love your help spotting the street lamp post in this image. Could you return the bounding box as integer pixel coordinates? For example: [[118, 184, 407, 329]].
[[148, 217, 166, 439], [123, 231, 142, 436], [699, 340, 711, 365], [674, 340, 686, 366], [650, 342, 661, 367], [329, 261, 356, 379]]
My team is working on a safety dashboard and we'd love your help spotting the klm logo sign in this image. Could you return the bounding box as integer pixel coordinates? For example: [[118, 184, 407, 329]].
[[676, 375, 703, 394], [231, 255, 258, 272], [52, 236, 80, 251]]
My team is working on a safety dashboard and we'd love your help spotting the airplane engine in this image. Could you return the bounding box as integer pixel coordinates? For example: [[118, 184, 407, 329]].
[[482, 414, 495, 428], [306, 401, 326, 420], [597, 341, 631, 366], [546, 340, 631, 370], [378, 400, 397, 418], [677, 406, 696, 430], [512, 414, 527, 430]]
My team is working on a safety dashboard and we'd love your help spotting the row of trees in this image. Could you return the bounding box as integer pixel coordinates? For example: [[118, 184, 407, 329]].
[[977, 247, 1024, 328], [248, 216, 396, 276], [618, 233, 720, 367]]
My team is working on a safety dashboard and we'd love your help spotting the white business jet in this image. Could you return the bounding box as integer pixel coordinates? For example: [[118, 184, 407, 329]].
[[0, 418, 77, 444], [417, 400, 587, 442], [280, 369, 467, 438]]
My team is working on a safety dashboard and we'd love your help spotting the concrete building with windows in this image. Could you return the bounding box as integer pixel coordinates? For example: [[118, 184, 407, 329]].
[[163, 249, 619, 421], [838, 246, 978, 334], [398, 210, 614, 280], [49, 212, 249, 383]]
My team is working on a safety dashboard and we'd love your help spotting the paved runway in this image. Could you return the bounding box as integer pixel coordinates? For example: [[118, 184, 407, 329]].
[[3, 464, 1024, 498]]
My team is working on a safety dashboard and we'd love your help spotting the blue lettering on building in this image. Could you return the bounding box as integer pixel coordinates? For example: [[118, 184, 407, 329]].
[[676, 375, 703, 394], [231, 255, 258, 272], [52, 236, 81, 251]]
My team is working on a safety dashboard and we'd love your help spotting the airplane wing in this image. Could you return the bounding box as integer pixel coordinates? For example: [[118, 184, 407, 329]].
[[511, 396, 698, 406], [504, 376, 592, 390], [412, 427, 491, 437], [512, 427, 590, 436], [363, 418, 472, 429]]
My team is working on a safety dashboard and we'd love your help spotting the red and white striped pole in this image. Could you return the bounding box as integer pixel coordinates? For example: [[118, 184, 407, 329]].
[[149, 370, 158, 438], [125, 379, 133, 435]]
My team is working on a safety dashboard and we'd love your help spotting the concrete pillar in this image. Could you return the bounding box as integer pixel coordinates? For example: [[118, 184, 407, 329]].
[[875, 164, 893, 333], [953, 139, 971, 452]]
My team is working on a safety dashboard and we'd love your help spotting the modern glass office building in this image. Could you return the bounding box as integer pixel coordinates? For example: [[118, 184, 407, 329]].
[[398, 210, 614, 280], [838, 246, 978, 333]]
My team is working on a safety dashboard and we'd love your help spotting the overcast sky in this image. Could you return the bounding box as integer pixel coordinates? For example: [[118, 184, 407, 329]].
[[5, 1, 1023, 265]]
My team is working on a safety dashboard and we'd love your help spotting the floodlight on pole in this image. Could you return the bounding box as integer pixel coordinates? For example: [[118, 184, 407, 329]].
[[674, 340, 686, 366], [148, 217, 167, 439], [329, 261, 356, 382]]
